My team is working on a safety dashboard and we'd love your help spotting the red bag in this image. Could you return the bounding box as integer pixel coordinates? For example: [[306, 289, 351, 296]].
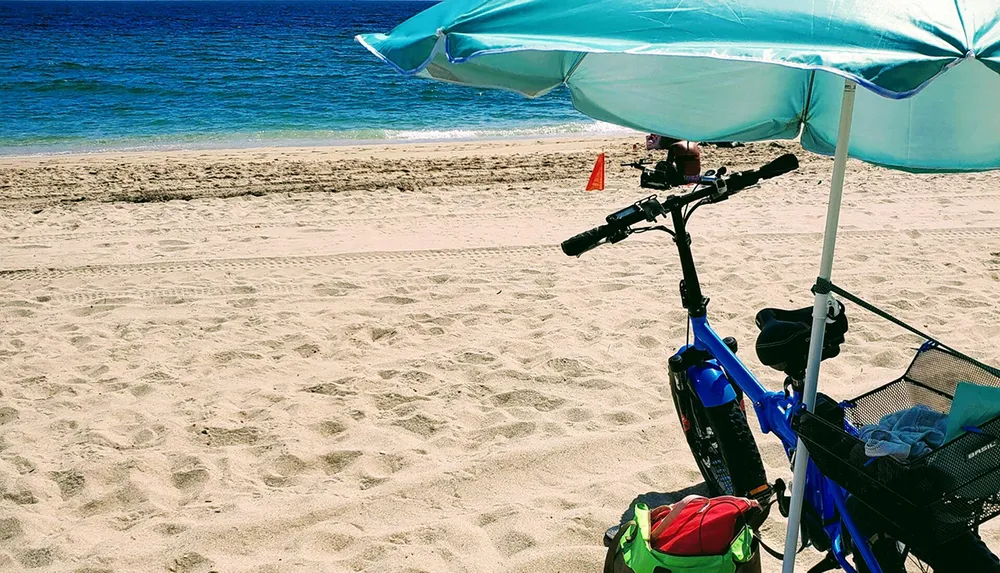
[[649, 495, 760, 556]]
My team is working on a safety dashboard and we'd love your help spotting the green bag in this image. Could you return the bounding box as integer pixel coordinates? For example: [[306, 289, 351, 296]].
[[604, 503, 760, 573]]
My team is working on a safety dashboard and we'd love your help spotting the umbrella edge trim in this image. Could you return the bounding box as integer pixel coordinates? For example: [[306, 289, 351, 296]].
[[355, 32, 447, 77]]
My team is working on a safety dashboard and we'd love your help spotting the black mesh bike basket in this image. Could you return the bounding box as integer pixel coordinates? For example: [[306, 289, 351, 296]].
[[793, 345, 1000, 546]]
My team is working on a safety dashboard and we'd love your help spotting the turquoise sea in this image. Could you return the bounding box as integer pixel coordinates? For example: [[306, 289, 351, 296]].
[[1, 0, 627, 155]]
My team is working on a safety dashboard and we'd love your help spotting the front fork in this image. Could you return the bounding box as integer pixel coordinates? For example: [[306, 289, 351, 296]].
[[668, 338, 741, 408]]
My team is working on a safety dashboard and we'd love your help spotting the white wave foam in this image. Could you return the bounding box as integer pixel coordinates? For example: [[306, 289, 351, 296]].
[[380, 121, 639, 142]]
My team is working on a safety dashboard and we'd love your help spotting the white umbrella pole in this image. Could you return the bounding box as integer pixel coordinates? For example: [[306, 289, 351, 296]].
[[780, 78, 857, 573]]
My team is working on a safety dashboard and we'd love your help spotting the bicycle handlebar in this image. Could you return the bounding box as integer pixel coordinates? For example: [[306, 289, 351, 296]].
[[561, 225, 613, 257], [724, 152, 799, 193], [561, 153, 799, 257]]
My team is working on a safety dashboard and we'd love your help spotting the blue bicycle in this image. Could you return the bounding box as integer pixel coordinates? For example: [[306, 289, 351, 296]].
[[562, 154, 999, 573]]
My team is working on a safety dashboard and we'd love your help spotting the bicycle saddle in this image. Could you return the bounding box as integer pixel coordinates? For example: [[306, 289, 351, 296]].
[[754, 301, 848, 381]]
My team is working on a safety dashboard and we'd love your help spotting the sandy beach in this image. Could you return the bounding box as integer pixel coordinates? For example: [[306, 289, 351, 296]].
[[1, 137, 998, 572]]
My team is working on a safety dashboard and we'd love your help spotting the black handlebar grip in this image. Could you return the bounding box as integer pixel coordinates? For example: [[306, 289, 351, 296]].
[[726, 153, 799, 193], [758, 153, 799, 180], [561, 225, 608, 257]]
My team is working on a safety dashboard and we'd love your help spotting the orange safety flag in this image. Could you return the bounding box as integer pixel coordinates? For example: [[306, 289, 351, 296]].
[[586, 153, 605, 191]]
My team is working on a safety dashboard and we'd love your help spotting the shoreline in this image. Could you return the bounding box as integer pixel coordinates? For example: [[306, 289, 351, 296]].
[[0, 125, 641, 161]]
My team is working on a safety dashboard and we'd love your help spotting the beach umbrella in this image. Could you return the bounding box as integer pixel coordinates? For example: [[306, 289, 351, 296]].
[[357, 1, 1000, 570]]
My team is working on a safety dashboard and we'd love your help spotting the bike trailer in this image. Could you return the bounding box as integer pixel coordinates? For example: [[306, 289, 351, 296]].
[[605, 497, 762, 573], [794, 343, 1000, 547]]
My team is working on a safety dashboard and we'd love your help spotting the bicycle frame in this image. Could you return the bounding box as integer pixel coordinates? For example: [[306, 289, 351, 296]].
[[667, 204, 883, 573]]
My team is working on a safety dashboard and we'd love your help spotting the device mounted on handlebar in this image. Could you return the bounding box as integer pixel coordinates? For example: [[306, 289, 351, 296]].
[[561, 153, 799, 258], [623, 158, 688, 190]]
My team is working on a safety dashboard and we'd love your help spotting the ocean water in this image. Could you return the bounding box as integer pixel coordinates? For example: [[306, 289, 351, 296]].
[[0, 0, 626, 155]]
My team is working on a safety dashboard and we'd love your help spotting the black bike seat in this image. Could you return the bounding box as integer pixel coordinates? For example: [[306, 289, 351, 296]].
[[754, 301, 848, 380], [757, 306, 814, 327]]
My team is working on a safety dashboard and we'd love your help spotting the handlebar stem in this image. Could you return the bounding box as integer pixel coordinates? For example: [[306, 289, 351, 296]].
[[671, 206, 707, 317]]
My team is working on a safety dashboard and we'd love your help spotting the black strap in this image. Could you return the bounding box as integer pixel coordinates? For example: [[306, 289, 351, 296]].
[[756, 536, 785, 561], [603, 521, 634, 573], [752, 526, 811, 563], [752, 479, 820, 563], [813, 277, 1000, 377]]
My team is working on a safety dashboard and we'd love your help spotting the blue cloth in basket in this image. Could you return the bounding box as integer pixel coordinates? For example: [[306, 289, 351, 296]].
[[859, 405, 948, 462]]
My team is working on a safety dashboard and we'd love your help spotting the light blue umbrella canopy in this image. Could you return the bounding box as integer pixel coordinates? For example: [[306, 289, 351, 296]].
[[357, 0, 1000, 172]]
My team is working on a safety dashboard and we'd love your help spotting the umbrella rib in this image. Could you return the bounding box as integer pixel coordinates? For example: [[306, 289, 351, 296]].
[[563, 53, 588, 84], [800, 69, 817, 128], [953, 0, 973, 49]]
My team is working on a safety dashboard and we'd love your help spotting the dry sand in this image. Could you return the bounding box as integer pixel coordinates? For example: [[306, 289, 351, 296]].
[[0, 137, 998, 572]]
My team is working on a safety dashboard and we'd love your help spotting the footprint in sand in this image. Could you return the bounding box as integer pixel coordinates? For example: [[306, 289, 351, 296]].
[[167, 551, 214, 573], [6, 456, 35, 475], [141, 370, 177, 385], [303, 377, 357, 398], [213, 350, 263, 363], [392, 413, 443, 437], [131, 424, 167, 448], [4, 308, 34, 318], [70, 304, 123, 317], [394, 370, 438, 385], [560, 407, 595, 422], [0, 517, 23, 541], [153, 523, 189, 536], [1, 482, 38, 506], [78, 364, 110, 379], [170, 457, 210, 492], [372, 392, 428, 411], [298, 528, 356, 554], [637, 335, 660, 349], [79, 484, 148, 518], [604, 410, 642, 426], [490, 389, 565, 412], [197, 426, 266, 447], [369, 327, 397, 342], [473, 421, 537, 442], [376, 295, 417, 305], [315, 419, 348, 437], [261, 454, 308, 487], [320, 450, 362, 475], [129, 383, 155, 397], [496, 531, 538, 558], [294, 343, 320, 357], [596, 282, 631, 292], [0, 407, 18, 426], [546, 357, 595, 378], [17, 547, 55, 568], [456, 351, 497, 364], [69, 335, 94, 350], [50, 469, 86, 500], [313, 281, 360, 297]]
